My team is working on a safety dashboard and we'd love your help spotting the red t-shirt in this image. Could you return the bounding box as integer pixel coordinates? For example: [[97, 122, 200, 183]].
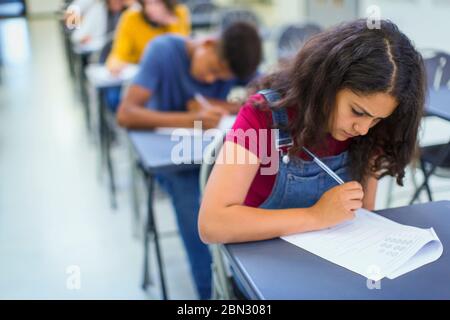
[[225, 93, 352, 207]]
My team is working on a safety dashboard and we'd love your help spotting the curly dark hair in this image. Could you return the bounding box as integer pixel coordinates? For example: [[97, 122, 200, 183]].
[[218, 22, 263, 80], [253, 19, 426, 186]]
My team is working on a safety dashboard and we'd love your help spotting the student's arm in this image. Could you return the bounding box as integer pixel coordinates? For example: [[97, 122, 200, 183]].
[[207, 98, 242, 114], [187, 98, 241, 114], [117, 85, 226, 129], [106, 12, 134, 73], [70, 2, 103, 44], [198, 142, 364, 244]]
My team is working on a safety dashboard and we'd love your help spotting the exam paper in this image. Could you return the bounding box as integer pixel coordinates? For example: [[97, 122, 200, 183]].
[[86, 64, 139, 87], [282, 209, 443, 281]]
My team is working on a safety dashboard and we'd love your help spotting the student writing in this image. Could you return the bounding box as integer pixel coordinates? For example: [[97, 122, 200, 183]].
[[199, 19, 426, 245], [117, 22, 263, 299]]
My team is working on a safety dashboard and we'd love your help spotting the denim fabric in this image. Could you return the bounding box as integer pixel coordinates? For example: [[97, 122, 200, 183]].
[[155, 168, 212, 299], [259, 151, 351, 210], [233, 96, 351, 299], [103, 86, 122, 113]]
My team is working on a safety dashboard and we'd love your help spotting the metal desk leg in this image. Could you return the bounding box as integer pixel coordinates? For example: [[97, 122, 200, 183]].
[[129, 145, 142, 239], [59, 20, 75, 79], [77, 53, 91, 133], [97, 89, 107, 171], [420, 159, 434, 202], [141, 170, 168, 300], [98, 88, 117, 209]]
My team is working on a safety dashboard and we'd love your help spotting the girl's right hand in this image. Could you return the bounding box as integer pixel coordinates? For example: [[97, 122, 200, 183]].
[[310, 181, 364, 230]]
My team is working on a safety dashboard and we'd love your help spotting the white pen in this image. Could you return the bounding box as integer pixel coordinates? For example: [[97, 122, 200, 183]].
[[302, 147, 345, 185], [194, 93, 213, 110]]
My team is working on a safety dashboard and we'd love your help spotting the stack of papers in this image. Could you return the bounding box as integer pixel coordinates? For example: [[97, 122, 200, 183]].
[[282, 209, 443, 281]]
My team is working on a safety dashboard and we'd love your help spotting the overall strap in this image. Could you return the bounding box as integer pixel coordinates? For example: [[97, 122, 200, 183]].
[[258, 89, 293, 153]]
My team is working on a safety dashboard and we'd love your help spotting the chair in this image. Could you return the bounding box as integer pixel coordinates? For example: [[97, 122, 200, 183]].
[[277, 23, 322, 61], [421, 50, 450, 90], [218, 8, 260, 31], [411, 51, 450, 203], [187, 0, 220, 31], [410, 141, 450, 204], [199, 132, 239, 300]]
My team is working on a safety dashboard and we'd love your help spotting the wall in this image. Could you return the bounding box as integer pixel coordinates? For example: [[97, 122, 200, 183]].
[[358, 0, 450, 52], [26, 0, 62, 15]]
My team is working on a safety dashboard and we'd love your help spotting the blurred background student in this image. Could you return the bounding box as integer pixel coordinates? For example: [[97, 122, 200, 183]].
[[70, 0, 129, 47], [104, 0, 190, 112], [106, 0, 191, 75]]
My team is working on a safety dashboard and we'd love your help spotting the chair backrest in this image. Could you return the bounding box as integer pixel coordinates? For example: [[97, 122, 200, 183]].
[[200, 132, 225, 196], [421, 50, 450, 90], [218, 8, 260, 31], [439, 53, 450, 89], [277, 23, 322, 61], [188, 0, 220, 30]]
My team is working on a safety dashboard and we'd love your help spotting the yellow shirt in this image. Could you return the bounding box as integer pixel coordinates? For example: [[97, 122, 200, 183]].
[[108, 5, 191, 64]]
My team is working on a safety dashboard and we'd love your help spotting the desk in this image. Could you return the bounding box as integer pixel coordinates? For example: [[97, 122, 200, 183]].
[[224, 201, 450, 300], [72, 40, 107, 132], [128, 130, 214, 299], [85, 64, 138, 209], [410, 89, 450, 204], [85, 63, 139, 88], [72, 38, 106, 56]]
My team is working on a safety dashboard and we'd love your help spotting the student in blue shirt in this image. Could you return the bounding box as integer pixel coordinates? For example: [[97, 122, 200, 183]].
[[117, 22, 262, 299]]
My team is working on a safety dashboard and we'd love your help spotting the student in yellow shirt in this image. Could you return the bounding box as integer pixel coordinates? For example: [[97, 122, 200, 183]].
[[106, 0, 190, 75]]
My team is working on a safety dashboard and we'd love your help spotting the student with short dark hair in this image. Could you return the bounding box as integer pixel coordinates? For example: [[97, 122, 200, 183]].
[[117, 22, 262, 128], [117, 22, 262, 299]]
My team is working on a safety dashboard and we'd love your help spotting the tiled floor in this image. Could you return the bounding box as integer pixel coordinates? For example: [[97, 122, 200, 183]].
[[0, 15, 448, 300]]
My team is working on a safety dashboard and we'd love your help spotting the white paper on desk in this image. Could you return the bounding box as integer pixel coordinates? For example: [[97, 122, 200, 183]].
[[154, 127, 203, 137], [282, 209, 443, 281], [154, 115, 237, 137], [86, 64, 139, 86]]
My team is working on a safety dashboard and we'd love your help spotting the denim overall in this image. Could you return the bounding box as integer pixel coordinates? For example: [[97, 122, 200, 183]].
[[258, 89, 352, 210]]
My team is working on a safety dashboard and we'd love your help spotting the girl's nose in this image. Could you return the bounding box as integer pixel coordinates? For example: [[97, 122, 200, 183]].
[[353, 120, 371, 136]]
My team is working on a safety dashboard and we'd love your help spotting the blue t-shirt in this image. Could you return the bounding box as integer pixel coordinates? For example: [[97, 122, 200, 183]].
[[132, 35, 241, 111]]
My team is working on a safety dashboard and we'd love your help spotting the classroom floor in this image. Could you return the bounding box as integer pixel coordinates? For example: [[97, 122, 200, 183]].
[[0, 17, 196, 300], [0, 16, 449, 300]]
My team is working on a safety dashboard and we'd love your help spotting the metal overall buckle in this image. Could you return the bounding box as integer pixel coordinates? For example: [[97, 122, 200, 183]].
[[275, 132, 293, 164]]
